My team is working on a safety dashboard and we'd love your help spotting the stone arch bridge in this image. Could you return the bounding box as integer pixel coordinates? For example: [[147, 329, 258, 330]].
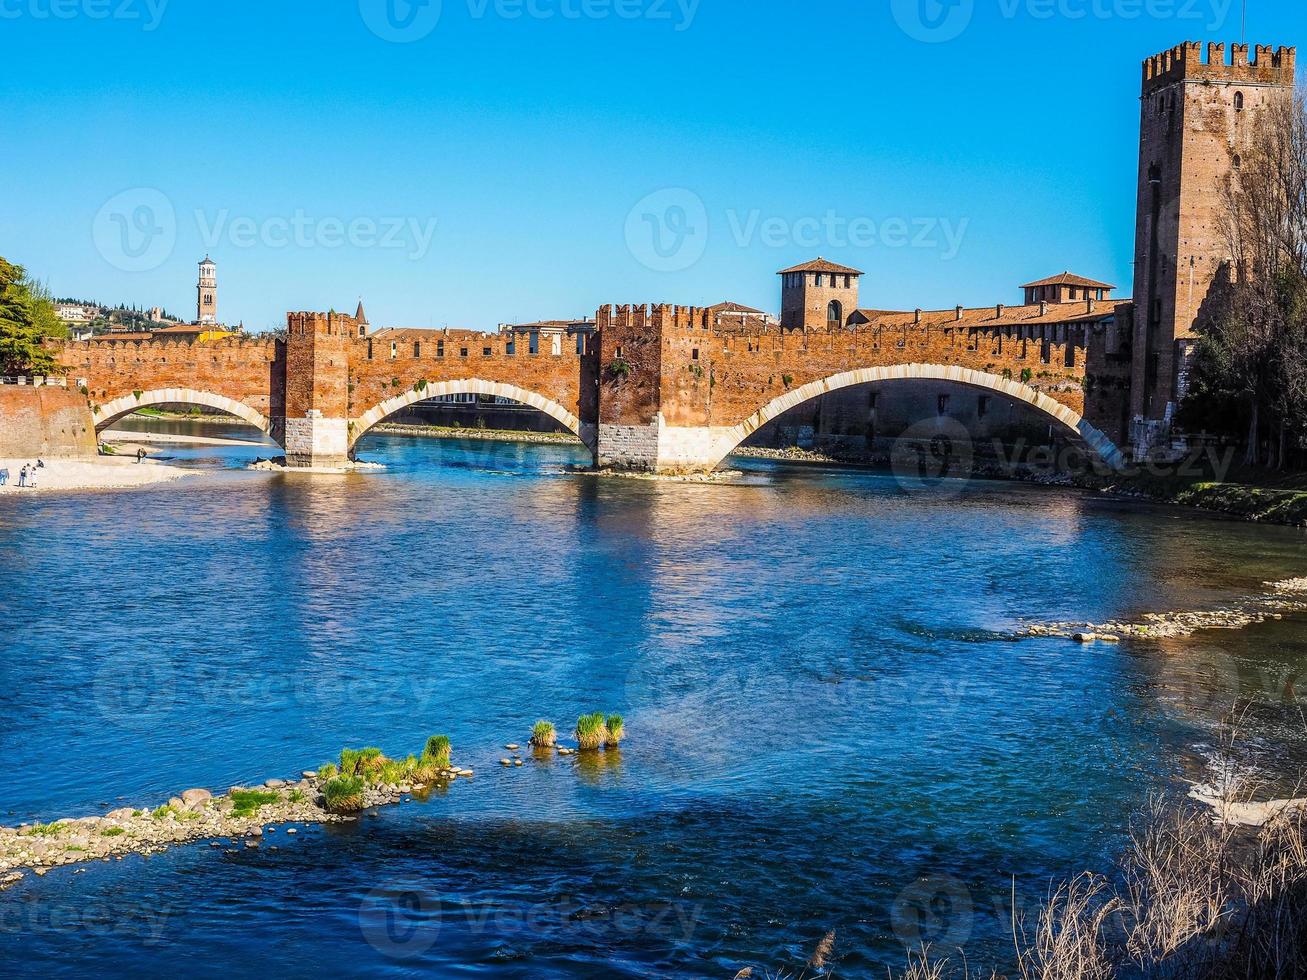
[[52, 304, 1129, 472]]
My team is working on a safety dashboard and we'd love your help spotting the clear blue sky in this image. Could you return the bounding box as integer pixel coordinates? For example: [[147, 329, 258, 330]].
[[2, 0, 1299, 331]]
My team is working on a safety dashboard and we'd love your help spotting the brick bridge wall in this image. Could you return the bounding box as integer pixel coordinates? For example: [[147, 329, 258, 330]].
[[52, 336, 284, 430], [44, 304, 1125, 471], [595, 304, 1126, 471], [342, 320, 592, 443]]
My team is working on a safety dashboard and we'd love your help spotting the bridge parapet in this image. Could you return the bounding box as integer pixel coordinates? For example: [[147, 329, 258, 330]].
[[593, 300, 1122, 472]]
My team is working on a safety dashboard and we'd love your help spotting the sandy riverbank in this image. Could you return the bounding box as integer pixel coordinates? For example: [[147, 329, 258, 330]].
[[0, 456, 200, 494], [102, 429, 270, 449]]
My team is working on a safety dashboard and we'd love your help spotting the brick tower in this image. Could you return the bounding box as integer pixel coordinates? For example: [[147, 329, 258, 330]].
[[1130, 41, 1296, 447], [281, 310, 354, 468], [197, 256, 218, 326], [778, 258, 862, 332]]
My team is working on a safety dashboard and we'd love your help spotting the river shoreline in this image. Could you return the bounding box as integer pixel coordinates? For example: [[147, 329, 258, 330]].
[[0, 767, 478, 890], [731, 446, 1307, 528], [0, 456, 199, 494]]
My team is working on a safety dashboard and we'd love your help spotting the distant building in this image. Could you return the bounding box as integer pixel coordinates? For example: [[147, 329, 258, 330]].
[[498, 318, 595, 356], [707, 301, 776, 331], [197, 256, 217, 326], [1021, 273, 1115, 306], [55, 303, 99, 324]]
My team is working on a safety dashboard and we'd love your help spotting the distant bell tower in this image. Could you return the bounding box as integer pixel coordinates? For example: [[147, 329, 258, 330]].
[[1130, 41, 1296, 436], [197, 256, 218, 326], [778, 258, 862, 332]]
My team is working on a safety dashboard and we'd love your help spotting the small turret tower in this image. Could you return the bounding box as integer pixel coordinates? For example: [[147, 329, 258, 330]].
[[778, 258, 862, 332]]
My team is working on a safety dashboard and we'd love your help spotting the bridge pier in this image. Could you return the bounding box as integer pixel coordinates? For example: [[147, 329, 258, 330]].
[[282, 410, 351, 469], [596, 417, 726, 473]]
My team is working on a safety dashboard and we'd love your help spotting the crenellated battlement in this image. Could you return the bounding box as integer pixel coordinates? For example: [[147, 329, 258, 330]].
[[597, 304, 710, 333], [51, 335, 279, 355], [1143, 40, 1295, 92], [287, 311, 359, 337]]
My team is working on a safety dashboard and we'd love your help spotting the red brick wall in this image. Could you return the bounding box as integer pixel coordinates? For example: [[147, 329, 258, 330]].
[[347, 328, 587, 426], [600, 304, 1095, 431], [50, 337, 284, 420], [0, 386, 97, 457]]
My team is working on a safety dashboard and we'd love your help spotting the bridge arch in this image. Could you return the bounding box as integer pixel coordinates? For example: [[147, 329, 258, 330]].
[[714, 364, 1125, 471], [350, 379, 595, 453], [94, 388, 276, 439]]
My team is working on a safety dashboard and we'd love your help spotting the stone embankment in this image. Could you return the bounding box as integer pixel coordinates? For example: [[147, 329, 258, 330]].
[[1024, 577, 1307, 641], [373, 423, 581, 446], [0, 767, 472, 890]]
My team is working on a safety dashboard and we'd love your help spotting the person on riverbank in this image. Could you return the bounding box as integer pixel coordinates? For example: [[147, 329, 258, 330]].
[[17, 465, 28, 488], [136, 448, 147, 464], [0, 467, 7, 486]]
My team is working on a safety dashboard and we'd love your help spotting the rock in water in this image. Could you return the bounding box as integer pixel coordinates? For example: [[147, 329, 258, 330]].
[[180, 789, 212, 809]]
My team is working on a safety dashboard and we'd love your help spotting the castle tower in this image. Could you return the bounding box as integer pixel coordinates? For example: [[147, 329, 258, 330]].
[[1130, 41, 1296, 440], [197, 256, 218, 326], [281, 310, 354, 468], [778, 258, 862, 332]]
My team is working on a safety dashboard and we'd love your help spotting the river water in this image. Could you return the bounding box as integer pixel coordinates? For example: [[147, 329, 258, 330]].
[[1, 421, 1305, 978]]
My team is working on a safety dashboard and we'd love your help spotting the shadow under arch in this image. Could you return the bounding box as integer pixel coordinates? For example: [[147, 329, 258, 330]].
[[94, 388, 276, 441], [350, 379, 596, 454], [716, 364, 1125, 470]]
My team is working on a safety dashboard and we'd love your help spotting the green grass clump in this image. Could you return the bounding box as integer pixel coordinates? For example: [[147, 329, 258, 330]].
[[530, 721, 557, 747], [339, 748, 362, 776], [101, 827, 126, 837], [340, 747, 386, 779], [357, 748, 386, 777], [288, 789, 305, 803], [229, 789, 280, 818], [152, 805, 175, 821], [605, 715, 624, 746], [423, 735, 451, 769], [317, 762, 339, 780], [323, 775, 365, 813], [575, 713, 609, 751], [378, 758, 414, 786], [32, 821, 65, 836], [410, 753, 442, 783]]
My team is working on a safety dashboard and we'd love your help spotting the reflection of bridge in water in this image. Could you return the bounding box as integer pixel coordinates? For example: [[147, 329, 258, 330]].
[[55, 299, 1130, 473]]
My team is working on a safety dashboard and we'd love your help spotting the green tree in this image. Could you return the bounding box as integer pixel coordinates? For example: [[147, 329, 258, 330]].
[[1182, 92, 1307, 468], [0, 256, 66, 376]]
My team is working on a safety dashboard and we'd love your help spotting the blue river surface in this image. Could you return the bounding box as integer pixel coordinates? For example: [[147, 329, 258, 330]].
[[1, 421, 1306, 979]]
